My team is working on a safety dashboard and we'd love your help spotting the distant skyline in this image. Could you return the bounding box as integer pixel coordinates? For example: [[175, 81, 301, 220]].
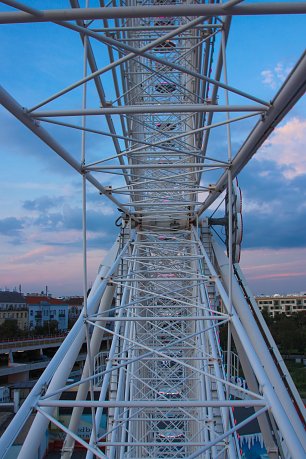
[[1, 1, 306, 296]]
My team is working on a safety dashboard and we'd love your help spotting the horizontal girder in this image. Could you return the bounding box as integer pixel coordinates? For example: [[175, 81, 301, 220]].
[[0, 3, 306, 24]]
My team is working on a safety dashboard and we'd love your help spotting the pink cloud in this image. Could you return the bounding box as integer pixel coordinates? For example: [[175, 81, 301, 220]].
[[249, 271, 306, 281], [1, 243, 108, 296], [27, 229, 82, 245], [240, 247, 306, 294], [256, 117, 306, 179], [11, 246, 54, 263]]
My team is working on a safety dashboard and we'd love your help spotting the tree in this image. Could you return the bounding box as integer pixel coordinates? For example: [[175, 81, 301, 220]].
[[34, 320, 59, 336], [264, 312, 306, 355], [0, 319, 24, 339]]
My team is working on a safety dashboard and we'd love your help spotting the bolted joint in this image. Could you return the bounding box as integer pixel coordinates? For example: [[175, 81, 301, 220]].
[[209, 275, 221, 282], [100, 101, 112, 108], [208, 184, 216, 192]]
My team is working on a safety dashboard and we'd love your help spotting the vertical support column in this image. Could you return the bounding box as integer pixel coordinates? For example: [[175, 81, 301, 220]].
[[13, 390, 20, 414], [221, 25, 234, 451], [80, 22, 99, 448], [8, 350, 14, 365]]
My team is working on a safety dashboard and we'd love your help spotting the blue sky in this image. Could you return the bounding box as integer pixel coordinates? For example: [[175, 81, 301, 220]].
[[0, 1, 305, 296]]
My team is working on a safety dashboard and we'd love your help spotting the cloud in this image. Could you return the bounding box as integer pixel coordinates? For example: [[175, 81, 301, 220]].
[[60, 205, 116, 233], [0, 217, 24, 236], [243, 196, 306, 249], [243, 199, 274, 216], [0, 245, 109, 296], [1, 190, 119, 251], [238, 155, 306, 250], [11, 246, 54, 264], [210, 126, 306, 251], [248, 271, 306, 281], [242, 208, 306, 250], [0, 109, 79, 177], [24, 201, 117, 234], [240, 247, 306, 294], [27, 229, 82, 248], [87, 231, 120, 250], [256, 117, 306, 179], [274, 62, 292, 82], [261, 69, 276, 89], [260, 62, 292, 89], [23, 195, 64, 212]]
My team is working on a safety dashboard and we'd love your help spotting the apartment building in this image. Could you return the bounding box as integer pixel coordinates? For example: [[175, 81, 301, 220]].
[[0, 291, 69, 331], [0, 291, 28, 330], [26, 294, 68, 331], [255, 293, 306, 317], [65, 296, 83, 321]]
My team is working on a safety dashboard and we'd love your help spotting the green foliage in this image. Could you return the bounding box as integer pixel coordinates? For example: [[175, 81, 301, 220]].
[[0, 319, 25, 339], [34, 320, 59, 336], [265, 312, 306, 355], [285, 360, 306, 399], [0, 319, 62, 340]]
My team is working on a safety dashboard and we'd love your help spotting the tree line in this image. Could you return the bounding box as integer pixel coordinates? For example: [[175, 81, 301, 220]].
[[261, 310, 305, 355]]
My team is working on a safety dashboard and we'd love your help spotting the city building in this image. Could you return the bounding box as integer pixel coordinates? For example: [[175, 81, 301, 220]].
[[26, 294, 69, 331], [65, 296, 84, 322], [0, 291, 26, 310], [0, 309, 28, 331], [255, 293, 306, 317], [0, 291, 28, 330]]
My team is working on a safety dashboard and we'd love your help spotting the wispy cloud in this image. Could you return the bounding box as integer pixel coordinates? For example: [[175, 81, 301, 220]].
[[11, 246, 54, 264], [261, 62, 292, 89], [23, 195, 65, 212], [261, 69, 275, 89], [248, 271, 306, 281], [1, 246, 109, 296], [243, 199, 275, 215], [240, 247, 306, 294]]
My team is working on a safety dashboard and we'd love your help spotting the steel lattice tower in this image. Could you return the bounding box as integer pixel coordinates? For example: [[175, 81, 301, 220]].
[[0, 1, 305, 459]]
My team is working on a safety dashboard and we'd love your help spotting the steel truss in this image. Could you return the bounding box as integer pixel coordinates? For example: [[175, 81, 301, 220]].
[[0, 1, 305, 459]]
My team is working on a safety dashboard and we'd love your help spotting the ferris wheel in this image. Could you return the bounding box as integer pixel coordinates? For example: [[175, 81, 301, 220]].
[[0, 1, 305, 459]]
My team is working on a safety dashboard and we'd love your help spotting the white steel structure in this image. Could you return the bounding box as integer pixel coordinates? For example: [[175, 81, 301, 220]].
[[0, 1, 305, 459]]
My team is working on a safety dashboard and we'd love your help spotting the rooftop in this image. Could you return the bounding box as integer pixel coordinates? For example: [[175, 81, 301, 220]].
[[25, 295, 67, 305], [0, 291, 25, 303], [255, 293, 306, 299]]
